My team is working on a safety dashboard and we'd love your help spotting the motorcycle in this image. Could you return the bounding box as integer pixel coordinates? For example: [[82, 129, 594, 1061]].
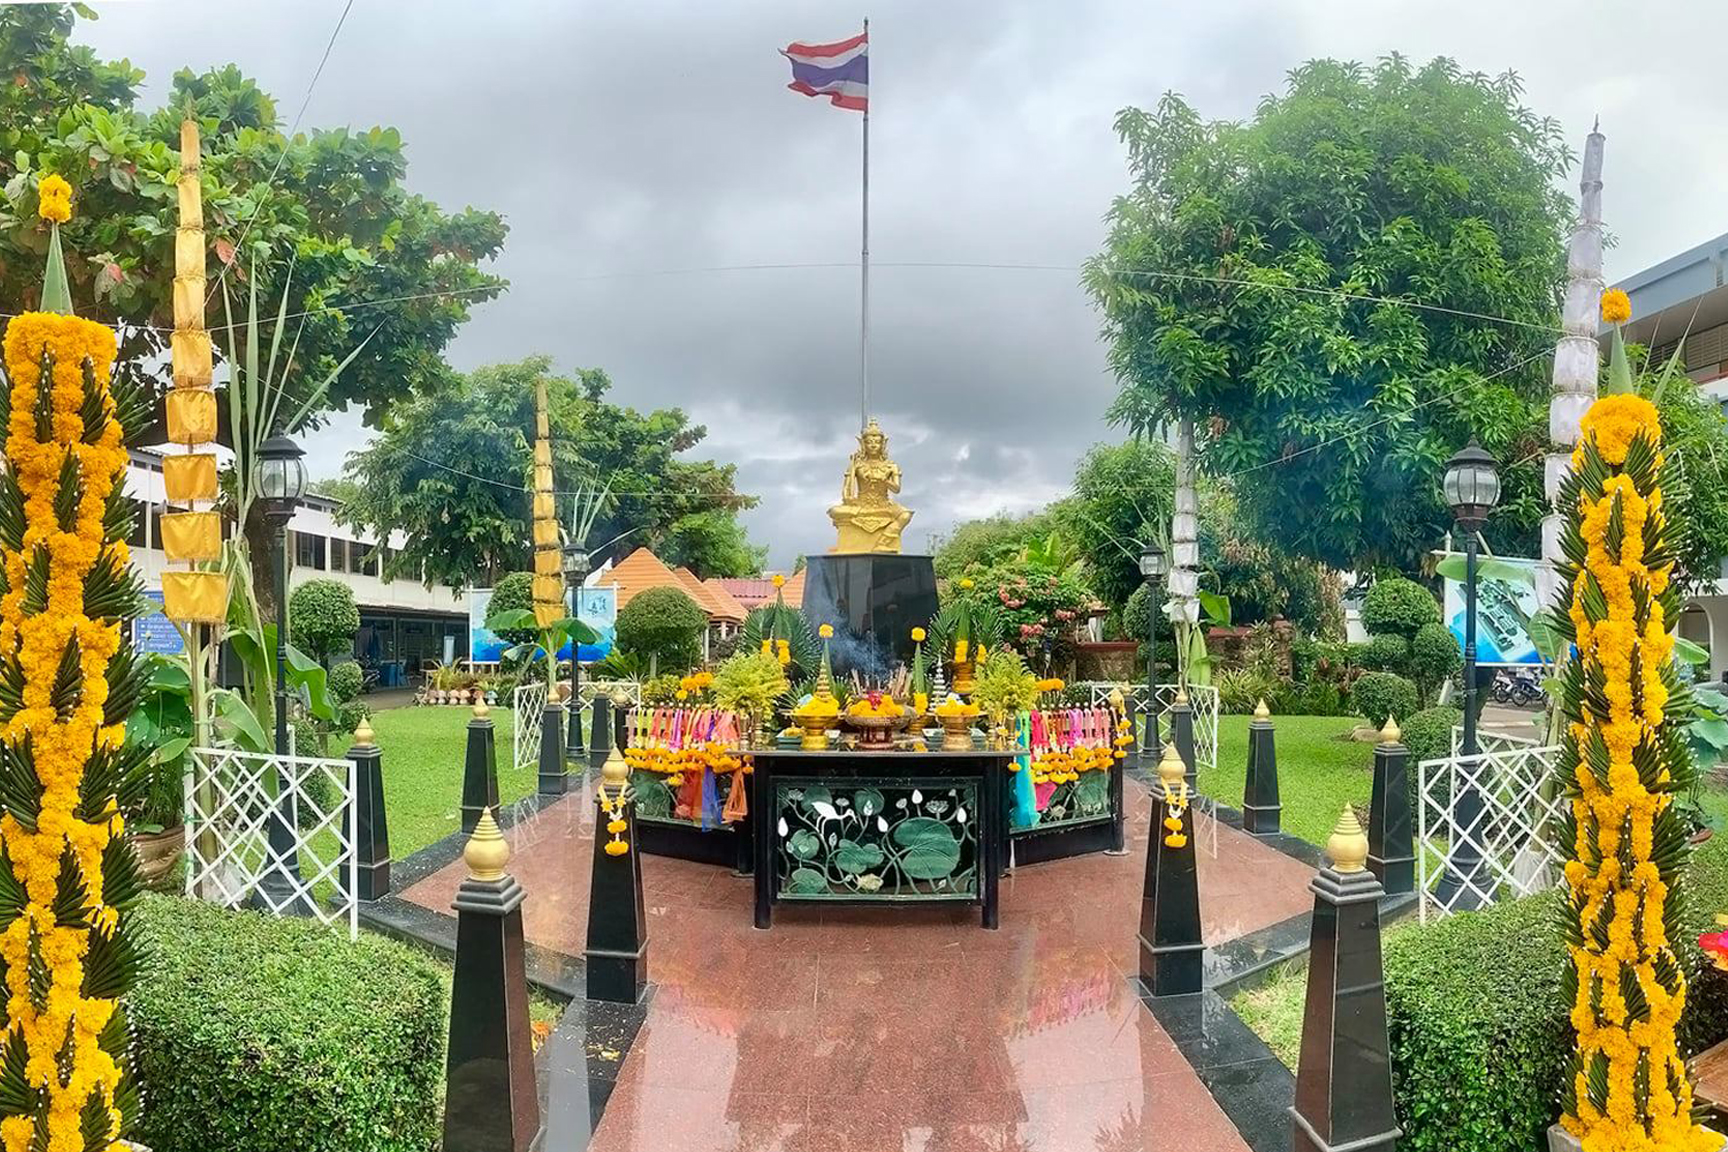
[[1492, 668, 1542, 707]]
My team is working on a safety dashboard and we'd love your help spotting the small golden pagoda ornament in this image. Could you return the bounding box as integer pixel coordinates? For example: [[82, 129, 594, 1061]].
[[828, 418, 912, 553]]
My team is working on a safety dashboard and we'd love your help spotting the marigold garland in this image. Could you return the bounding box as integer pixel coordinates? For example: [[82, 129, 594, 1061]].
[[1549, 393, 1716, 1152], [34, 177, 70, 226], [0, 308, 143, 1150]]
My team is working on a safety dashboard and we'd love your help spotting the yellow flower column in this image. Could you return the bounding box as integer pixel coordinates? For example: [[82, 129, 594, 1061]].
[[1551, 392, 1715, 1152]]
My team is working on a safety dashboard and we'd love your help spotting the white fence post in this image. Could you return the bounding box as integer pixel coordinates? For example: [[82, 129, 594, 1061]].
[[1415, 741, 1563, 919]]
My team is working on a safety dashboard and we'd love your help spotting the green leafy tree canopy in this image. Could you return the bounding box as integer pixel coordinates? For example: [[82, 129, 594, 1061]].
[[1085, 55, 1574, 573], [338, 357, 760, 587]]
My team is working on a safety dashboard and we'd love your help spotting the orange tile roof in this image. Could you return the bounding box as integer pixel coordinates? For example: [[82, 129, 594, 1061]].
[[715, 577, 777, 608], [701, 578, 750, 622], [597, 548, 739, 622]]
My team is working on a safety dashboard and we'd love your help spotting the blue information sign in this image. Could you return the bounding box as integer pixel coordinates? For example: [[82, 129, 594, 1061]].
[[134, 591, 185, 655]]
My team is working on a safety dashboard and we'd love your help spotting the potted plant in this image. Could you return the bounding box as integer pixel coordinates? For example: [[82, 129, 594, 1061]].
[[125, 654, 196, 887]]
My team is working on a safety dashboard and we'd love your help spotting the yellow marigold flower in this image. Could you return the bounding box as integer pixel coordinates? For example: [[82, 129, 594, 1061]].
[[604, 840, 629, 856], [1600, 287, 1632, 324], [773, 573, 786, 587], [911, 627, 926, 642], [1577, 393, 1661, 466], [36, 174, 71, 224], [819, 624, 833, 638], [959, 578, 974, 590]]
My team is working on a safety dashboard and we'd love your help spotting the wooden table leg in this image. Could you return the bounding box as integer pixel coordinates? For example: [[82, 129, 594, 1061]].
[[753, 759, 773, 929]]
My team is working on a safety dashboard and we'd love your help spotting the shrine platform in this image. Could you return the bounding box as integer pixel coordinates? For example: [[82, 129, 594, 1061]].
[[383, 771, 1319, 1152]]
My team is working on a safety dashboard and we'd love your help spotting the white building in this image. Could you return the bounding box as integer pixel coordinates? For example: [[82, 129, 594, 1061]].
[[1616, 234, 1728, 683], [126, 449, 467, 681]]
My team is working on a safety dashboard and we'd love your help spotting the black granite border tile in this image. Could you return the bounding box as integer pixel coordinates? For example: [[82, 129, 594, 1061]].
[[1137, 988, 1295, 1152]]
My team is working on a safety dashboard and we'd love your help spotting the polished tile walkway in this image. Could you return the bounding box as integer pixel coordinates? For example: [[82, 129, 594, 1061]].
[[404, 782, 1315, 1152]]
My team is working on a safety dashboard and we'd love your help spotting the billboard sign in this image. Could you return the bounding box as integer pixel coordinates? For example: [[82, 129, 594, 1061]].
[[1439, 553, 1542, 667], [469, 585, 616, 664]]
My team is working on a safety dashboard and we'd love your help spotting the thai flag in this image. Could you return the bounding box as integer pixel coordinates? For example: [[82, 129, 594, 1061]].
[[781, 31, 868, 112]]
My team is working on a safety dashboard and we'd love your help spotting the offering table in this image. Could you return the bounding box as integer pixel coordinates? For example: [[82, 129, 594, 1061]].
[[749, 749, 1018, 930]]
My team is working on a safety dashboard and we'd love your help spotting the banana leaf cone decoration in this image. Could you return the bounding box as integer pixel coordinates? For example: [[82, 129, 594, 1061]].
[[1547, 295, 1718, 1152], [160, 115, 227, 623], [0, 176, 150, 1149], [530, 376, 562, 628]]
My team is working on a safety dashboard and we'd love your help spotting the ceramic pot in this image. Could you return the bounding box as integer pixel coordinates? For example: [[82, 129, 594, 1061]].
[[132, 825, 185, 889]]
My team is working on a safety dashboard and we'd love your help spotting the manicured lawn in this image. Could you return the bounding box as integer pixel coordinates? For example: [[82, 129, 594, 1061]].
[[332, 702, 538, 860], [1229, 962, 1307, 1068], [1201, 713, 1376, 846]]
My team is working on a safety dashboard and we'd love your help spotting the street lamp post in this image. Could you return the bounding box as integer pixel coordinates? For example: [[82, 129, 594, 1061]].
[[564, 543, 590, 760], [255, 433, 312, 916], [1140, 542, 1168, 761], [1434, 440, 1501, 912]]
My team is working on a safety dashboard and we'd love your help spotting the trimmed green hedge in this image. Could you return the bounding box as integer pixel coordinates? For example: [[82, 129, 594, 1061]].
[[1387, 834, 1728, 1151], [130, 895, 447, 1152]]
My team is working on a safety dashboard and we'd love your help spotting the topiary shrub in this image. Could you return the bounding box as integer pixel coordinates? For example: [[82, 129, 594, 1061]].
[[615, 586, 707, 674], [1361, 575, 1441, 639], [1400, 705, 1460, 768], [1350, 670, 1418, 728], [1384, 836, 1728, 1152], [1362, 632, 1411, 674], [1409, 621, 1462, 704], [486, 571, 538, 648], [130, 894, 446, 1152], [289, 578, 360, 666]]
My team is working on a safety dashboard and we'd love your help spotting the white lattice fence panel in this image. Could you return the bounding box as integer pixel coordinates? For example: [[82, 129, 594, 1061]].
[[184, 746, 358, 938], [512, 680, 549, 775], [1417, 742, 1564, 922]]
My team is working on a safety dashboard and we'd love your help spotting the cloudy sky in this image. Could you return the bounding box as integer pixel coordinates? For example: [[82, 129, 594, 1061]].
[[79, 0, 1728, 567]]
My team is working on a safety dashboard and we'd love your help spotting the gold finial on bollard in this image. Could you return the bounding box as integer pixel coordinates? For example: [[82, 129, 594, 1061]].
[[1253, 698, 1271, 721], [1157, 742, 1186, 787], [1380, 715, 1401, 745], [1327, 805, 1369, 874], [464, 808, 510, 881], [353, 717, 376, 748], [473, 698, 490, 720], [1174, 686, 1190, 706]]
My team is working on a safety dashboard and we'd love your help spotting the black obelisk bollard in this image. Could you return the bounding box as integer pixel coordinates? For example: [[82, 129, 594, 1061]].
[[1170, 688, 1198, 791], [585, 737, 648, 1004], [1291, 807, 1400, 1152], [1242, 698, 1282, 835], [1139, 743, 1203, 997], [443, 809, 540, 1152], [537, 700, 567, 795], [1367, 717, 1415, 896], [461, 702, 500, 835], [347, 718, 390, 901], [589, 692, 613, 772]]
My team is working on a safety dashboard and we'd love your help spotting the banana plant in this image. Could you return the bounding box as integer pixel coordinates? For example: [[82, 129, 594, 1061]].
[[488, 610, 601, 692]]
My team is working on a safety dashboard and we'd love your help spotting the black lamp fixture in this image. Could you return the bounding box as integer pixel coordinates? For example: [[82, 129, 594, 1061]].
[[1434, 438, 1500, 913], [1442, 440, 1500, 531], [1139, 541, 1168, 580], [253, 430, 312, 916], [257, 434, 308, 516]]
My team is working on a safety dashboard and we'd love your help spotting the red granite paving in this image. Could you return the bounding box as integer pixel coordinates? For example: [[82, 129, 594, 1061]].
[[404, 781, 1314, 1152]]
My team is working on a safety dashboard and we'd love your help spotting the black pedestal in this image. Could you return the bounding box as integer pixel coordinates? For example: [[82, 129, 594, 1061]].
[[348, 737, 390, 901], [537, 704, 567, 796], [1368, 738, 1414, 896], [1291, 865, 1400, 1152], [461, 710, 500, 835], [1170, 702, 1197, 791], [800, 552, 938, 678], [1138, 779, 1203, 997], [584, 793, 648, 1004], [1243, 714, 1282, 835], [444, 874, 540, 1152]]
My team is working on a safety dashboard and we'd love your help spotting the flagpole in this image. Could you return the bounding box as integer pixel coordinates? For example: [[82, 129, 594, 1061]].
[[859, 17, 870, 432]]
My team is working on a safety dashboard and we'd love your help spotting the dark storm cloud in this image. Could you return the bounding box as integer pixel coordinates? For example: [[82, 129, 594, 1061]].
[[80, 0, 1728, 566]]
